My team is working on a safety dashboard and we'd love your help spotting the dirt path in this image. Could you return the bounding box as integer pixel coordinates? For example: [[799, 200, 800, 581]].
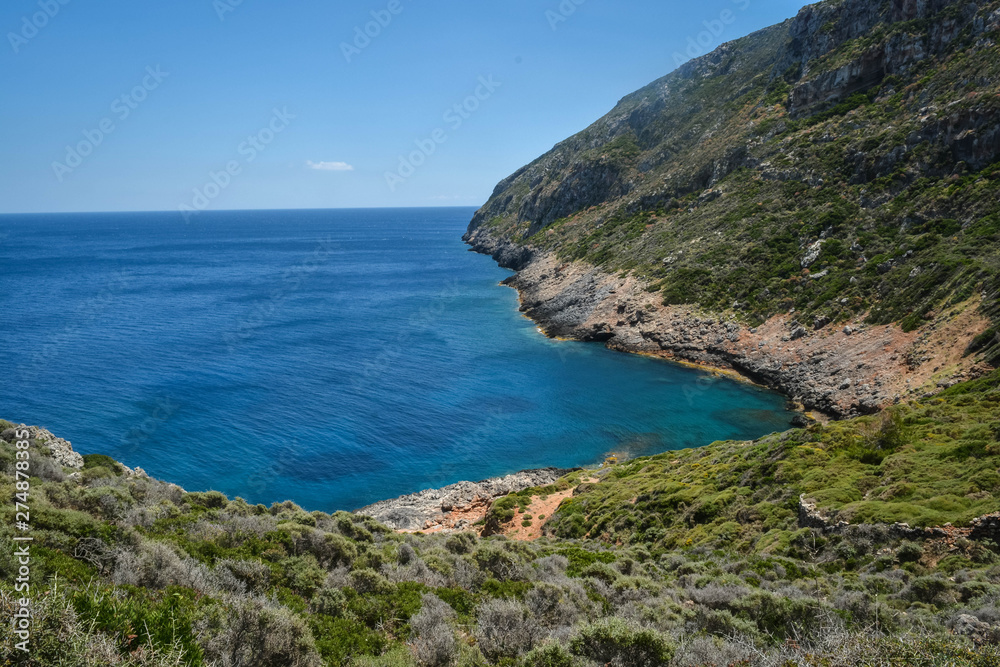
[[501, 476, 602, 541]]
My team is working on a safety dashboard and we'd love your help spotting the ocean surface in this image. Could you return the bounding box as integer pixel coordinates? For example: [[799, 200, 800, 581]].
[[0, 208, 795, 511]]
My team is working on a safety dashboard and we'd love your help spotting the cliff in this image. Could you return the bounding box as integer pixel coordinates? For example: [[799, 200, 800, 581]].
[[467, 0, 1000, 416]]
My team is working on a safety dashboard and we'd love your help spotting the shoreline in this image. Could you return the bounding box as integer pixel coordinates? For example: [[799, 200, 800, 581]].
[[355, 467, 578, 532], [465, 227, 993, 419], [505, 275, 767, 389]]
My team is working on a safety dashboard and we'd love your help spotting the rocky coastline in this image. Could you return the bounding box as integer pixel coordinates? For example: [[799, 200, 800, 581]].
[[355, 467, 576, 532], [464, 227, 991, 419]]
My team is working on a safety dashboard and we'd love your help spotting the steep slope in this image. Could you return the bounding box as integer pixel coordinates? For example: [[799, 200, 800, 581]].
[[466, 0, 1000, 417]]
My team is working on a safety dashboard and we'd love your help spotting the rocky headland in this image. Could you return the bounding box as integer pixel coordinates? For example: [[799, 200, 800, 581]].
[[464, 228, 991, 419], [462, 0, 1000, 418]]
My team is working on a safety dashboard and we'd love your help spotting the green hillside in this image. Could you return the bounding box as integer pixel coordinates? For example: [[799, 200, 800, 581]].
[[3, 372, 1000, 665], [468, 0, 1000, 355]]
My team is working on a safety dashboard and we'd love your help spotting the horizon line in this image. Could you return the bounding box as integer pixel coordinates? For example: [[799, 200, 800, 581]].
[[0, 204, 482, 217]]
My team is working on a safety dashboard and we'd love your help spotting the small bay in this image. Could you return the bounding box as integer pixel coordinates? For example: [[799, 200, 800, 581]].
[[0, 207, 795, 511]]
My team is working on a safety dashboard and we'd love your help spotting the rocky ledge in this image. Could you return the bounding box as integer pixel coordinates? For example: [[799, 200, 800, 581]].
[[355, 467, 576, 532], [464, 228, 992, 419], [1, 424, 84, 469], [0, 422, 149, 478]]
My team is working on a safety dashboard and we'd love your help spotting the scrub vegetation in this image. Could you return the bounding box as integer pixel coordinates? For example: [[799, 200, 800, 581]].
[[3, 372, 1000, 666]]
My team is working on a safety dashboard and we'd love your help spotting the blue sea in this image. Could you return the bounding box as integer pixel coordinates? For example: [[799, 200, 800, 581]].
[[0, 208, 794, 511]]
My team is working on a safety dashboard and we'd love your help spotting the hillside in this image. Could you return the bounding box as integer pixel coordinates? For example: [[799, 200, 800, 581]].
[[3, 372, 1000, 665], [5, 0, 1000, 665], [466, 0, 1000, 417]]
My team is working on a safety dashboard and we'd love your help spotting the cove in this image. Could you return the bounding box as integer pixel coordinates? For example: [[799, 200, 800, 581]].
[[0, 207, 796, 511]]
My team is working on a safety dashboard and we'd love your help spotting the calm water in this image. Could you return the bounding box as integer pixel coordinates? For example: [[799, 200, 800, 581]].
[[0, 208, 794, 511]]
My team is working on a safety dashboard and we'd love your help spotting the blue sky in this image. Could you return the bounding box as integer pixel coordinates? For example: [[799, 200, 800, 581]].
[[0, 0, 805, 213]]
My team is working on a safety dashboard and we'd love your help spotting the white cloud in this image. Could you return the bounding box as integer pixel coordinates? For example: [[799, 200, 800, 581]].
[[306, 160, 354, 172]]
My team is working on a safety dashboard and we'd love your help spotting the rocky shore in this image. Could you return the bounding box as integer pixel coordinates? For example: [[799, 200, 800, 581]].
[[464, 228, 991, 419], [356, 467, 576, 532]]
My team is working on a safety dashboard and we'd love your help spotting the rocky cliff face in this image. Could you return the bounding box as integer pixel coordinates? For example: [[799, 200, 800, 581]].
[[466, 0, 1000, 413], [469, 0, 1000, 237]]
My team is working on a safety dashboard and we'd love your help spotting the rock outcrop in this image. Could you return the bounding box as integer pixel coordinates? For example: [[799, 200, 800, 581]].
[[798, 495, 1000, 553], [356, 467, 577, 532], [468, 227, 990, 418], [1, 423, 84, 469]]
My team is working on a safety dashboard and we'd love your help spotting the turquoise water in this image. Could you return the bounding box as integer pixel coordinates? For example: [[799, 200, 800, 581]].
[[0, 208, 794, 511]]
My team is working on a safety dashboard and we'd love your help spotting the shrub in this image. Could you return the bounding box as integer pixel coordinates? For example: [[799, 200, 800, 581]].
[[199, 598, 322, 667], [474, 598, 541, 661], [184, 491, 227, 509], [534, 555, 569, 581], [410, 594, 457, 667], [902, 576, 957, 607], [474, 544, 524, 582], [349, 568, 394, 595], [897, 541, 924, 563], [353, 645, 419, 667], [317, 532, 359, 568], [445, 533, 477, 555], [282, 554, 327, 595], [581, 562, 620, 585], [519, 642, 578, 667], [729, 591, 825, 639], [313, 586, 348, 616], [216, 558, 271, 593], [569, 618, 675, 666], [688, 608, 759, 640], [526, 581, 593, 630], [111, 540, 210, 592], [82, 454, 123, 476], [2, 584, 197, 666]]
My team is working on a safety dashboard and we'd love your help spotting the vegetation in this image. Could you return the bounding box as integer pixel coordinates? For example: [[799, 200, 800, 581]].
[[6, 1, 1000, 665], [3, 371, 1000, 665]]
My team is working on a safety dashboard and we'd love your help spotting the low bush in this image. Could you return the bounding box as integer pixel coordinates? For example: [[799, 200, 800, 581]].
[[569, 617, 675, 666]]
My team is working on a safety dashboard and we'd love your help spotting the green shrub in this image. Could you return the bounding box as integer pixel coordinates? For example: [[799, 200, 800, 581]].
[[520, 642, 578, 667], [351, 645, 418, 667], [569, 618, 675, 666], [82, 454, 123, 476], [349, 568, 393, 595], [474, 544, 524, 582], [897, 541, 923, 563], [474, 598, 541, 661]]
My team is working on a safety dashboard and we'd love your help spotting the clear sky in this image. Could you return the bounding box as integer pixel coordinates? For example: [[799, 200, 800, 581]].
[[0, 0, 805, 214]]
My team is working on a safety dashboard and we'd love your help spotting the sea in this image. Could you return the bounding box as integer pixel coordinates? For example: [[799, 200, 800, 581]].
[[0, 208, 795, 511]]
